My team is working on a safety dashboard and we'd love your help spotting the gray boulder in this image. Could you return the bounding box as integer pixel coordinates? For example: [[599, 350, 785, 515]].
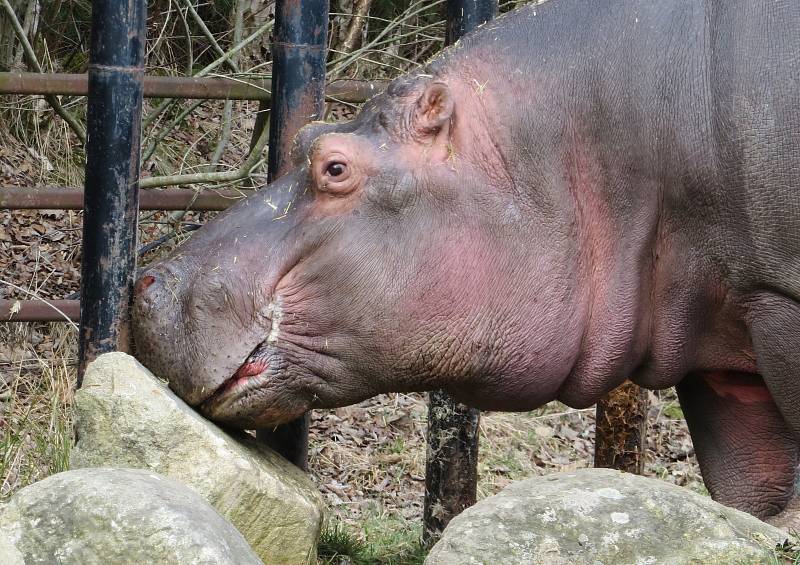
[[0, 527, 24, 565], [0, 468, 262, 565], [426, 468, 790, 565], [70, 352, 324, 565]]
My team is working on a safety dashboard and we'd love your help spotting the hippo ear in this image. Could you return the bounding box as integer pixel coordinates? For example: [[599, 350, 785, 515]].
[[413, 82, 454, 137]]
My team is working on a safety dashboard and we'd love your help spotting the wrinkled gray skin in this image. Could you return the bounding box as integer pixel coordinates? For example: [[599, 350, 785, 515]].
[[134, 0, 800, 523]]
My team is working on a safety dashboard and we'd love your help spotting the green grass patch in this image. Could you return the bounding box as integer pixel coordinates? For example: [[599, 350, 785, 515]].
[[318, 514, 426, 565], [769, 535, 800, 564], [662, 402, 685, 420]]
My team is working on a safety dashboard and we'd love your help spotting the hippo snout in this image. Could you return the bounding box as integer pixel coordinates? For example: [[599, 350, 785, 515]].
[[132, 254, 279, 413], [132, 265, 195, 393], [134, 268, 173, 318], [133, 260, 197, 333]]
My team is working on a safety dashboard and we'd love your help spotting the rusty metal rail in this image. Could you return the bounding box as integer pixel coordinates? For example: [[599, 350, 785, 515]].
[[0, 186, 244, 211], [0, 299, 79, 322], [0, 72, 384, 103]]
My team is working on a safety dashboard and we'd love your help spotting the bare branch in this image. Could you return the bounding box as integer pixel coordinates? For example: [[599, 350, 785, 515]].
[[139, 113, 269, 189], [342, 0, 372, 54], [1, 0, 86, 143]]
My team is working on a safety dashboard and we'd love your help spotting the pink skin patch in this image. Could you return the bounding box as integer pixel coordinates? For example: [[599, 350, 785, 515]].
[[221, 359, 269, 394], [137, 275, 156, 292], [704, 372, 773, 404]]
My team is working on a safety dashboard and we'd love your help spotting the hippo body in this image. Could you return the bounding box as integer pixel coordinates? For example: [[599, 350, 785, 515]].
[[134, 0, 800, 521]]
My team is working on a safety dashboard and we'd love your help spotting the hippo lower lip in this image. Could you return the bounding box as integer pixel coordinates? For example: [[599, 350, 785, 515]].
[[200, 350, 271, 411]]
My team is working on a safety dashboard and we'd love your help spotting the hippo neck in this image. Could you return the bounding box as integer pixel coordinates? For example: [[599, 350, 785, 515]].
[[438, 0, 731, 406]]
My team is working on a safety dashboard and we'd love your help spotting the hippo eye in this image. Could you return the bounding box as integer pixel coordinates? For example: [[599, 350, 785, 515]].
[[315, 150, 357, 194], [326, 161, 347, 177]]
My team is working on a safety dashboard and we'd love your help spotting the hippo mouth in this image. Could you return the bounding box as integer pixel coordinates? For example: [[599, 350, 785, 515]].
[[199, 342, 273, 414], [198, 294, 288, 415]]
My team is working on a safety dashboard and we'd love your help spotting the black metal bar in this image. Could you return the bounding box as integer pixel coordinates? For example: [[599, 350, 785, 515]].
[[424, 390, 481, 539], [445, 0, 497, 44], [77, 0, 147, 383], [0, 72, 384, 102], [423, 0, 497, 546], [255, 0, 330, 469], [267, 0, 329, 182]]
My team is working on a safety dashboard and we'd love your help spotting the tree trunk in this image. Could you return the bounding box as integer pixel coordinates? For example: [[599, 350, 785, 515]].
[[423, 390, 480, 546], [594, 381, 649, 474]]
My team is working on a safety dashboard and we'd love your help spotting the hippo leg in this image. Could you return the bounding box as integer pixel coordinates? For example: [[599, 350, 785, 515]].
[[676, 372, 798, 520], [746, 291, 800, 526]]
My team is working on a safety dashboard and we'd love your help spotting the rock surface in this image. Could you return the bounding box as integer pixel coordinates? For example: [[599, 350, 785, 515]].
[[0, 468, 262, 565], [425, 468, 789, 565], [0, 527, 24, 565], [70, 352, 324, 565]]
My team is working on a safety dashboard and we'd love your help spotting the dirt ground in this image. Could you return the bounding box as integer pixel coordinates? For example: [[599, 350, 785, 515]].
[[308, 386, 704, 529]]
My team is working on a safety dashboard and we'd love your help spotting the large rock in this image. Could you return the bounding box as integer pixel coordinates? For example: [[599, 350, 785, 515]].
[[70, 352, 324, 565], [0, 528, 24, 565], [426, 468, 789, 565], [0, 468, 262, 564]]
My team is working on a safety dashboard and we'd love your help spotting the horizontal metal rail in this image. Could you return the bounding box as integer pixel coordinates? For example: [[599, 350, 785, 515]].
[[0, 188, 242, 321], [0, 72, 385, 103], [1, 299, 79, 322], [0, 186, 244, 211]]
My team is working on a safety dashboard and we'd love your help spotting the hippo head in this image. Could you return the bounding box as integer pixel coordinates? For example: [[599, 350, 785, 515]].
[[133, 68, 588, 428]]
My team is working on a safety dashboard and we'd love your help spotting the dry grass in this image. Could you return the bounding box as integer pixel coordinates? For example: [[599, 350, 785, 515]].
[[0, 322, 76, 499]]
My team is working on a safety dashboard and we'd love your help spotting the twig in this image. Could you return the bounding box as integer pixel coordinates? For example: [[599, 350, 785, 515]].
[[142, 98, 206, 163], [176, 1, 193, 76], [1, 0, 86, 144], [139, 114, 269, 188], [138, 223, 202, 256], [342, 0, 372, 54], [141, 11, 274, 160], [182, 0, 239, 73], [528, 407, 595, 422], [194, 15, 274, 78], [146, 0, 174, 65], [329, 0, 444, 77], [209, 0, 246, 170]]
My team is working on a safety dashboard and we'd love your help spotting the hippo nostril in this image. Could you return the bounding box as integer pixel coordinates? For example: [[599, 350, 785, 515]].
[[134, 274, 159, 313], [138, 275, 156, 291]]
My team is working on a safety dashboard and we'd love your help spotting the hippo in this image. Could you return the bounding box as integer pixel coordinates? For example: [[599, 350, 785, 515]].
[[133, 0, 800, 523]]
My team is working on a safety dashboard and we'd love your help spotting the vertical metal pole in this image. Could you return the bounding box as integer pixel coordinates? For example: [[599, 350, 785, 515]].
[[77, 0, 146, 384], [423, 0, 497, 547], [267, 0, 328, 182], [445, 0, 497, 44], [255, 0, 329, 469]]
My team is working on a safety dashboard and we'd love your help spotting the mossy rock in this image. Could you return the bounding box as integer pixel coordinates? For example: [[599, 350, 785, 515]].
[[0, 468, 261, 565], [70, 352, 324, 565]]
